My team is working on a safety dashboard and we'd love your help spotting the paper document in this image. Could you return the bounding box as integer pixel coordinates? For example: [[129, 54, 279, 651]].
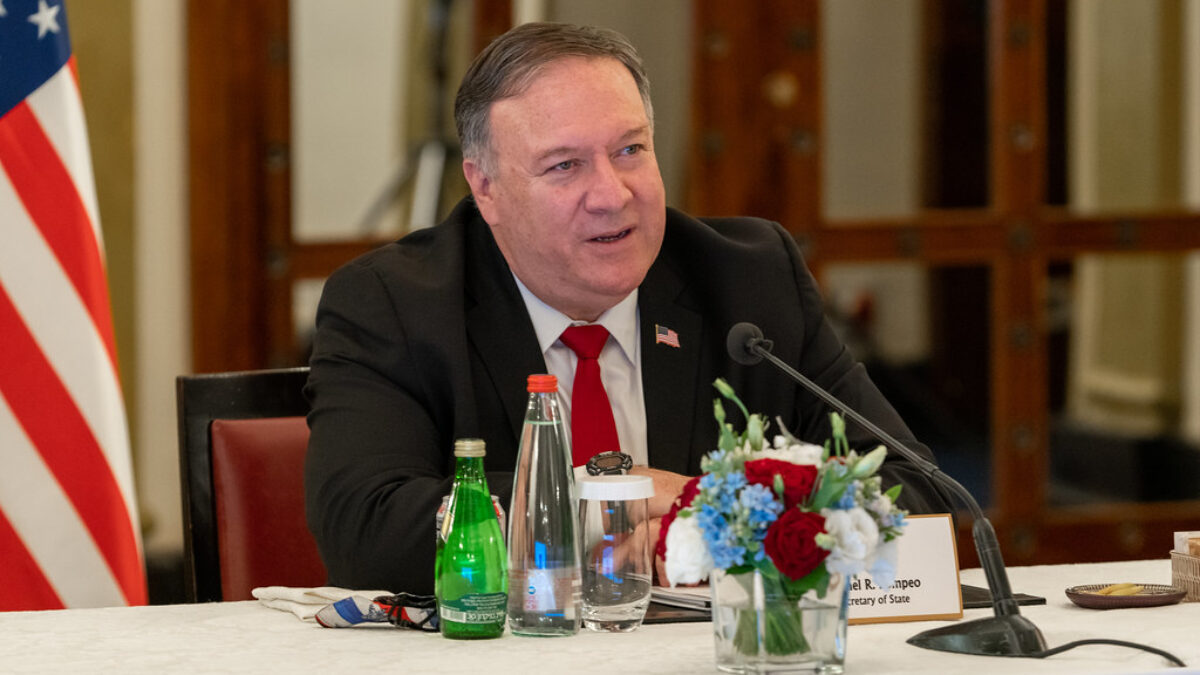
[[650, 585, 710, 609]]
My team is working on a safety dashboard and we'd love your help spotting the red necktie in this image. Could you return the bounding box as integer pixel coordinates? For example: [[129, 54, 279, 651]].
[[560, 324, 620, 466]]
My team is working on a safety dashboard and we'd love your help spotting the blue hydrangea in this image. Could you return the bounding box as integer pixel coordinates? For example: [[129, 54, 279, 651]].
[[739, 483, 783, 530], [833, 480, 860, 510], [880, 511, 906, 530], [697, 504, 746, 568], [701, 472, 746, 513]]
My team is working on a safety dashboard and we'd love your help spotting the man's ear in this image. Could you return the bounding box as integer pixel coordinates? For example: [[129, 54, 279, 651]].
[[463, 158, 499, 224]]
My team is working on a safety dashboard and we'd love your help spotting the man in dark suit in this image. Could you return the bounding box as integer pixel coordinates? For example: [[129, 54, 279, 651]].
[[305, 22, 953, 595]]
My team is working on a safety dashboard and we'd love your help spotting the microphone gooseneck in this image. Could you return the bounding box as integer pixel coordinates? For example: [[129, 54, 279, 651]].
[[726, 322, 1046, 658]]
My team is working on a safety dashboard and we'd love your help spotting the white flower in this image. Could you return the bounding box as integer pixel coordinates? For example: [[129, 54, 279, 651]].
[[664, 515, 714, 586], [761, 438, 823, 466], [866, 494, 893, 518], [867, 538, 900, 589], [820, 507, 879, 577]]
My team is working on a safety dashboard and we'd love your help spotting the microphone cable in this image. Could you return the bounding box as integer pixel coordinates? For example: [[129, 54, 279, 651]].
[[727, 322, 1189, 668], [1028, 638, 1185, 668]]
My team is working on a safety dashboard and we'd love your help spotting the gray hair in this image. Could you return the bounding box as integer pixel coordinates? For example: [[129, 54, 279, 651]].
[[454, 22, 654, 174]]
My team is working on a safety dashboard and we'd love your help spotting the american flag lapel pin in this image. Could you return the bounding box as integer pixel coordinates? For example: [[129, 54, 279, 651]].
[[655, 324, 680, 348]]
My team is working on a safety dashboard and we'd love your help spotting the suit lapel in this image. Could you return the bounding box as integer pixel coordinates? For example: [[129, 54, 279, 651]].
[[463, 217, 546, 444], [639, 257, 702, 475], [460, 205, 705, 469]]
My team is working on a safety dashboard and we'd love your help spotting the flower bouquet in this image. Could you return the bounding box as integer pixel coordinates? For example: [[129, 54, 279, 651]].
[[657, 379, 907, 673]]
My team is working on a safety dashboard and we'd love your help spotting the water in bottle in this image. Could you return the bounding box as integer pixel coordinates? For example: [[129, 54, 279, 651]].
[[507, 374, 582, 636], [436, 438, 508, 639]]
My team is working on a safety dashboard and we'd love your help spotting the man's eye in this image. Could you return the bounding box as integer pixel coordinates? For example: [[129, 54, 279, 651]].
[[620, 144, 644, 156], [551, 160, 575, 172]]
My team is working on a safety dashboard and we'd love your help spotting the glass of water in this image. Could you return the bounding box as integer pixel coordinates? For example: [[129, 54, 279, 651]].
[[578, 475, 655, 632]]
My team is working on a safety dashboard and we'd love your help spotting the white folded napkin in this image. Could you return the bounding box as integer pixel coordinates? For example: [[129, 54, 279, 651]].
[[252, 586, 392, 621]]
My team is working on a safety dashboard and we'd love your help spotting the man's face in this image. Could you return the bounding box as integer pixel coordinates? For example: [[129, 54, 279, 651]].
[[463, 57, 667, 321]]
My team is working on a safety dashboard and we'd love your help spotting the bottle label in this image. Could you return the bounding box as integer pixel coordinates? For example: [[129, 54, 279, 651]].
[[439, 592, 507, 624], [515, 569, 580, 616]]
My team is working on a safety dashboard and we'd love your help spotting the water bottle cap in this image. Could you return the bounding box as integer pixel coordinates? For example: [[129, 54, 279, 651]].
[[578, 475, 655, 501], [527, 374, 558, 392], [453, 438, 486, 457]]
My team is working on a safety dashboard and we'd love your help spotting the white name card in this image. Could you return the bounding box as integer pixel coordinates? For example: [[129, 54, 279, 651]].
[[848, 513, 962, 624]]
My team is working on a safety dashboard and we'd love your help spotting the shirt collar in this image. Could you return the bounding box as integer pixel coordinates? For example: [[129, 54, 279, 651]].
[[513, 275, 639, 361]]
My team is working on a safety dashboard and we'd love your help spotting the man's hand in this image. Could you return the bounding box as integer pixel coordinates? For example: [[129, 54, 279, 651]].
[[627, 465, 693, 586], [628, 465, 691, 519]]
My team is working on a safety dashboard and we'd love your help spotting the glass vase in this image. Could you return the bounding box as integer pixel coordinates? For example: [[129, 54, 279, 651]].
[[710, 567, 849, 674]]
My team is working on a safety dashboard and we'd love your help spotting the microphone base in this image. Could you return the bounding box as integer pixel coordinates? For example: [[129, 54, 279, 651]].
[[907, 614, 1047, 657]]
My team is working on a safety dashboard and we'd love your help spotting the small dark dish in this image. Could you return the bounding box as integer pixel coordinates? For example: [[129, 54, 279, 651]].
[[1065, 584, 1186, 609]]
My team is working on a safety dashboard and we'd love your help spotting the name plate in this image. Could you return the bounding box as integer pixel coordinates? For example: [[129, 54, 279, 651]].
[[848, 513, 962, 624]]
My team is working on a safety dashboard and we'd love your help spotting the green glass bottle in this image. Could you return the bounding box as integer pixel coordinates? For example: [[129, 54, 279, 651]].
[[436, 438, 508, 639]]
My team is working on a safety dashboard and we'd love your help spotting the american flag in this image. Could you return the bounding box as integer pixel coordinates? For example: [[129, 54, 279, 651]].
[[655, 323, 680, 348], [0, 0, 146, 609]]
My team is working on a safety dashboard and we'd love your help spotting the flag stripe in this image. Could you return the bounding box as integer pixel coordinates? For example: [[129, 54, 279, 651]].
[[0, 395, 124, 608], [0, 101, 116, 370], [0, 285, 144, 605], [0, 157, 137, 520], [1, 0, 144, 610], [0, 509, 65, 611], [27, 58, 103, 252]]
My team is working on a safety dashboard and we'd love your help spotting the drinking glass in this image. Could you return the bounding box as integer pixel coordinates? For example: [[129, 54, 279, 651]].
[[578, 475, 655, 632]]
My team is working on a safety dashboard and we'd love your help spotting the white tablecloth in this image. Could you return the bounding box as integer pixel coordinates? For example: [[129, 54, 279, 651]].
[[0, 559, 1196, 674]]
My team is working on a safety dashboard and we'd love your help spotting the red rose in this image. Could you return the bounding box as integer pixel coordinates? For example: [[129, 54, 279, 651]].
[[764, 509, 829, 581], [656, 476, 701, 559], [743, 458, 818, 509]]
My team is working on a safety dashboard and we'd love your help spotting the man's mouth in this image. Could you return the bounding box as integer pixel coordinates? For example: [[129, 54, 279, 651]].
[[590, 228, 632, 243]]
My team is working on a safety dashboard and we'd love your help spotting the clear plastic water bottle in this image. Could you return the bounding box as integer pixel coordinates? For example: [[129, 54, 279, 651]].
[[507, 374, 581, 636]]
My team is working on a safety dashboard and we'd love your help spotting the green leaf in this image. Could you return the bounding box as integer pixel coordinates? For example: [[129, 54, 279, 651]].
[[808, 473, 848, 511], [780, 563, 831, 599], [773, 473, 785, 499], [726, 563, 756, 576], [715, 399, 737, 452], [884, 483, 903, 502], [719, 422, 737, 453]]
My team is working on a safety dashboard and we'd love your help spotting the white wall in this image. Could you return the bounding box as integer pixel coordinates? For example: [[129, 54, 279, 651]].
[[1067, 0, 1195, 436], [546, 0, 693, 207], [132, 0, 189, 553], [1182, 0, 1200, 442], [291, 0, 411, 240], [823, 0, 921, 220], [821, 0, 928, 364]]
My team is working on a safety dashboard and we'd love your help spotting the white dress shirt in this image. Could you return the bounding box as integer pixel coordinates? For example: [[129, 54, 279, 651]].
[[513, 276, 649, 467]]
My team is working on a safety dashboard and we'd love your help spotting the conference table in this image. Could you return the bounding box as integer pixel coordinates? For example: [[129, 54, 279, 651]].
[[1, 559, 1196, 674]]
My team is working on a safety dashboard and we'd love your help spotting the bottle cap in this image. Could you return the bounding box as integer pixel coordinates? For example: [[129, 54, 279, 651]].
[[578, 475, 655, 501], [453, 438, 486, 457], [527, 374, 557, 393]]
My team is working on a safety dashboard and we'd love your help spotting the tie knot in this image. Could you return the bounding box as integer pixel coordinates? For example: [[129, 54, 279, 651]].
[[560, 324, 610, 359]]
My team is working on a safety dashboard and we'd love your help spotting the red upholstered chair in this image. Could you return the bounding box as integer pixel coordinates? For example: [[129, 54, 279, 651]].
[[176, 368, 327, 602], [209, 417, 326, 600]]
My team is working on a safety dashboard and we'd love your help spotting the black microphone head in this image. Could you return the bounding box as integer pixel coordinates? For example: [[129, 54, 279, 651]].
[[726, 322, 765, 365]]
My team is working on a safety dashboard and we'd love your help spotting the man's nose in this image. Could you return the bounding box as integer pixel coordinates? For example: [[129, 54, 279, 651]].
[[583, 159, 633, 213]]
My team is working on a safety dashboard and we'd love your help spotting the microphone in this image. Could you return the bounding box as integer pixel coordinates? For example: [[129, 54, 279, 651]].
[[726, 322, 1047, 657]]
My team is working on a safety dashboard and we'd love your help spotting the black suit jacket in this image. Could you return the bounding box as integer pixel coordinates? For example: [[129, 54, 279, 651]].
[[305, 197, 953, 594]]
